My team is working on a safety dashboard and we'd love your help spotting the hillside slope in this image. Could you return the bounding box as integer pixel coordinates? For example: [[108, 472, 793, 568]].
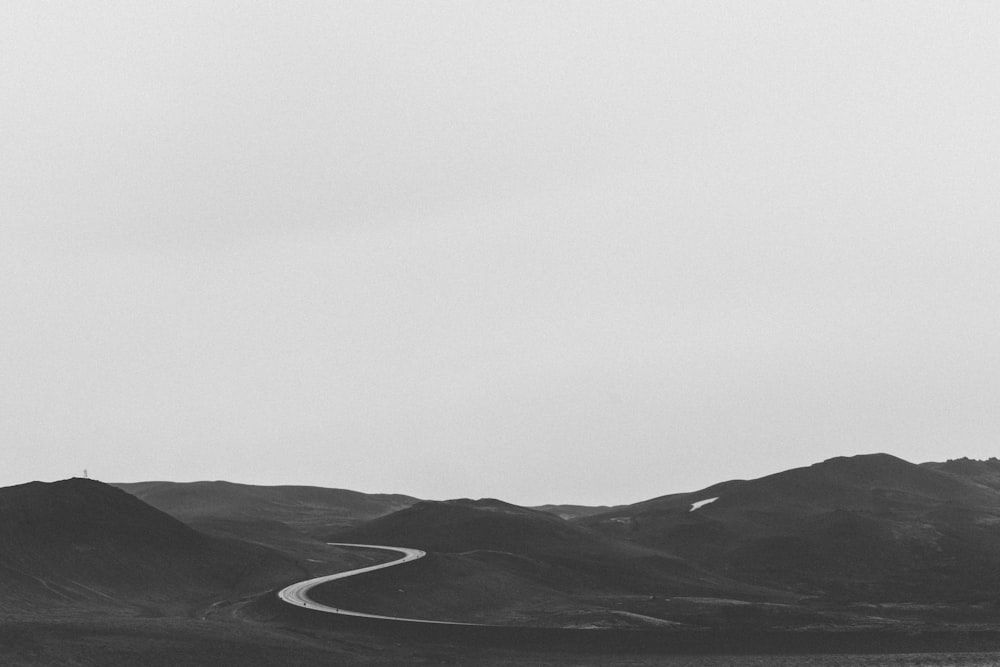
[[323, 497, 784, 627], [922, 457, 1000, 492], [532, 503, 626, 520], [579, 454, 1000, 601], [0, 478, 303, 616], [115, 480, 417, 538]]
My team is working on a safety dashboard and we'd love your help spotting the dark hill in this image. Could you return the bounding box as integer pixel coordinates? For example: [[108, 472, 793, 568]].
[[114, 480, 417, 538], [327, 497, 783, 626], [0, 478, 302, 615], [579, 454, 1000, 601], [332, 498, 604, 554]]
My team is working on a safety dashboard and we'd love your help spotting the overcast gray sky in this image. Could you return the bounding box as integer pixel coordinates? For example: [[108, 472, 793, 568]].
[[3, 2, 1000, 505]]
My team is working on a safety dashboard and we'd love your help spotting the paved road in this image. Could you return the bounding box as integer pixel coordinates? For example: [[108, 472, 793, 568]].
[[277, 542, 477, 625]]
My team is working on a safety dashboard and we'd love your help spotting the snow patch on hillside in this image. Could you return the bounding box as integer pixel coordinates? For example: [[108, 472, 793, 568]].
[[689, 497, 719, 512]]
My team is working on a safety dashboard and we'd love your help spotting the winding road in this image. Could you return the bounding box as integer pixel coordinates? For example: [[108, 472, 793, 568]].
[[275, 543, 697, 650], [277, 542, 476, 625]]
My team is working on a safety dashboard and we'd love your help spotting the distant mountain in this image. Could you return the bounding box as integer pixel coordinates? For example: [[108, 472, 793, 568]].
[[0, 478, 302, 615], [578, 454, 1000, 602], [922, 457, 1000, 492], [532, 503, 626, 520], [114, 480, 418, 538]]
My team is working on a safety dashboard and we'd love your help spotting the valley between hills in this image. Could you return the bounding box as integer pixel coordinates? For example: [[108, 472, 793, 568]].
[[7, 454, 1000, 664]]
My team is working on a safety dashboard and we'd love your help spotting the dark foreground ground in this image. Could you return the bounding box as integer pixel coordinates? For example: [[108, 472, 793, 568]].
[[8, 604, 1000, 667]]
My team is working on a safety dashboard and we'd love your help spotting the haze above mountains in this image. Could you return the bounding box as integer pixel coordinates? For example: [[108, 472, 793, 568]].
[[7, 2, 1000, 511]]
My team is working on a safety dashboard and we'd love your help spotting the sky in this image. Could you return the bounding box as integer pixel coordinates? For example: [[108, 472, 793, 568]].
[[3, 2, 1000, 505]]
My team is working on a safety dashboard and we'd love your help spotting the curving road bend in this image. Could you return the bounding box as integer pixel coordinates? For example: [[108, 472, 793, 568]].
[[277, 542, 477, 625]]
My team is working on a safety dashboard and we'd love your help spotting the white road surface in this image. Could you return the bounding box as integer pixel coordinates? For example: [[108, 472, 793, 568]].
[[276, 542, 477, 625]]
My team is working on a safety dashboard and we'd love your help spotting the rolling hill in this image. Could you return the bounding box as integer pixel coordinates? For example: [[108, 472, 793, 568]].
[[114, 480, 418, 537], [10, 455, 1000, 655], [113, 480, 419, 571], [321, 497, 785, 627], [578, 454, 1000, 601], [0, 478, 304, 616]]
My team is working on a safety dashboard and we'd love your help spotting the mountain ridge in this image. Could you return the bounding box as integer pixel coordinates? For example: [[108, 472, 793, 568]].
[[576, 453, 1000, 601]]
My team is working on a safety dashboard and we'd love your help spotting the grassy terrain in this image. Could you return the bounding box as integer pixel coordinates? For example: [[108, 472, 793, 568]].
[[14, 457, 1000, 662], [114, 480, 417, 537], [8, 612, 1000, 667], [579, 454, 1000, 603]]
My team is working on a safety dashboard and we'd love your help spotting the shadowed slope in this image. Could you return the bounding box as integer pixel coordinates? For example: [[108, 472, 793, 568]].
[[580, 454, 1000, 601], [331, 498, 607, 553], [115, 480, 417, 538], [322, 498, 783, 627], [0, 479, 303, 615]]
